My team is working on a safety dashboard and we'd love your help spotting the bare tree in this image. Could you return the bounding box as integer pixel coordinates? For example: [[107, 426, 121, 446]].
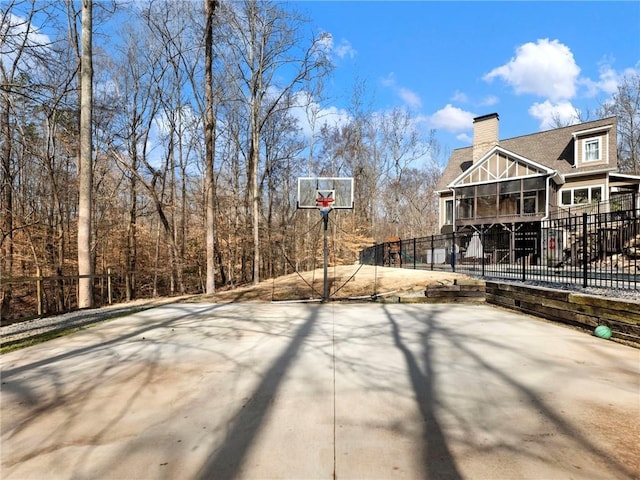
[[109, 20, 159, 300], [225, 0, 330, 284], [0, 3, 24, 318], [1, 1, 90, 316], [599, 71, 640, 174]]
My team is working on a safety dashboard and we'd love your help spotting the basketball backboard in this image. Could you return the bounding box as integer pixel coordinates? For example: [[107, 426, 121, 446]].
[[297, 177, 354, 210]]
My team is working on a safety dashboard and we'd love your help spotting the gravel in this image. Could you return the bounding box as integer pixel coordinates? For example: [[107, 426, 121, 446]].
[[1, 296, 192, 346]]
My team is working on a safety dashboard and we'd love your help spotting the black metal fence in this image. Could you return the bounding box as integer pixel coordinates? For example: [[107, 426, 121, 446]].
[[360, 198, 640, 291]]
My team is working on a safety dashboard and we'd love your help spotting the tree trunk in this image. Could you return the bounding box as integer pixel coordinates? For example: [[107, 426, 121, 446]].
[[126, 154, 137, 301], [251, 129, 260, 285], [44, 114, 66, 312], [1, 84, 13, 319], [204, 0, 218, 293], [78, 0, 94, 309]]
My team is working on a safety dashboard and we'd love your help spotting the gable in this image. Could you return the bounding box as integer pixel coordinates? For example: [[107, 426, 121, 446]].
[[449, 146, 553, 188]]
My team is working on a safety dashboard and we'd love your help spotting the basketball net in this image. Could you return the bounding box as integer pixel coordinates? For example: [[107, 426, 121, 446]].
[[316, 194, 334, 215]]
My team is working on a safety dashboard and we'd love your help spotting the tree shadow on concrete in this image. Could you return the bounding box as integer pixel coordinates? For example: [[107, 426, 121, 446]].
[[431, 313, 638, 479], [385, 303, 638, 480], [384, 304, 463, 480], [194, 306, 320, 479], [1, 303, 240, 478]]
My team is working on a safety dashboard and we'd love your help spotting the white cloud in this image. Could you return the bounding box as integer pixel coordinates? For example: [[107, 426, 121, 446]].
[[581, 64, 639, 98], [316, 32, 333, 53], [594, 65, 620, 95], [429, 104, 475, 132], [316, 32, 356, 60], [381, 72, 396, 88], [313, 32, 333, 63], [412, 113, 429, 126], [484, 39, 580, 101], [398, 87, 422, 109], [153, 105, 198, 137], [289, 90, 351, 138], [316, 105, 352, 130], [334, 39, 357, 59], [451, 91, 468, 103], [381, 73, 422, 109], [456, 133, 472, 144], [528, 100, 580, 130], [479, 95, 499, 107]]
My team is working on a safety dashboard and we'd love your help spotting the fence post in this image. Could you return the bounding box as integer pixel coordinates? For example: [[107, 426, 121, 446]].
[[36, 267, 43, 316], [430, 235, 434, 271], [413, 238, 416, 270], [373, 243, 378, 297], [481, 228, 485, 277], [451, 232, 456, 272], [521, 232, 526, 282], [107, 268, 112, 305], [582, 212, 588, 288], [634, 195, 638, 290]]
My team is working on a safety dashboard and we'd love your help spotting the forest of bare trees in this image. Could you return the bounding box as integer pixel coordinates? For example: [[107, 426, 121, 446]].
[[1, 0, 446, 318], [3, 1, 637, 320]]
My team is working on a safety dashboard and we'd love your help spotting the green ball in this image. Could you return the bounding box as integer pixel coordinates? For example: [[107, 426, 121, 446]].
[[594, 325, 612, 340]]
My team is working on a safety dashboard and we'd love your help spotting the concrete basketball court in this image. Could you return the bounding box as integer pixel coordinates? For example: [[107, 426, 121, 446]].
[[1, 302, 638, 479]]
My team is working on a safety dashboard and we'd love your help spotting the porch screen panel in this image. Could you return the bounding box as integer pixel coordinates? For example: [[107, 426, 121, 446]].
[[477, 183, 498, 218], [499, 180, 520, 216], [457, 186, 475, 219], [523, 176, 546, 215]]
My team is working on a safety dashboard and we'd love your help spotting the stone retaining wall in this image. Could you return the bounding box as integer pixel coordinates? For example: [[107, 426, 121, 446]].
[[380, 279, 640, 346], [383, 279, 486, 304], [486, 281, 640, 346]]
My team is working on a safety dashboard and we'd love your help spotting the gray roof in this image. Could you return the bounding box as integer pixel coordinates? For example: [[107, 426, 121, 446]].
[[436, 116, 618, 192]]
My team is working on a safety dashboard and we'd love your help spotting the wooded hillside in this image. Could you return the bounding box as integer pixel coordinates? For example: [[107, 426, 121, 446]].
[[1, 0, 444, 317]]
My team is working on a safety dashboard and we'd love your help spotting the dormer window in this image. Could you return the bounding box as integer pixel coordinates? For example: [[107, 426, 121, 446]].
[[584, 138, 601, 162], [572, 124, 611, 166]]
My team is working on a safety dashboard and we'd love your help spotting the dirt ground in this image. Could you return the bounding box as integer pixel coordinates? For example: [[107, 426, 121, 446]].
[[194, 265, 468, 303]]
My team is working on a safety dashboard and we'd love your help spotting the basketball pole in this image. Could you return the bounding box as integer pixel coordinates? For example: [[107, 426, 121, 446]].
[[322, 209, 329, 302]]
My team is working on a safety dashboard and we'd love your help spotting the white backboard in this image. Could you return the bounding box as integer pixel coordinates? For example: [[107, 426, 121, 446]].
[[297, 177, 354, 210]]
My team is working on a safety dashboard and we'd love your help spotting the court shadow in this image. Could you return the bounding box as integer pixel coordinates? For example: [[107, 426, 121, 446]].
[[194, 306, 320, 479], [384, 304, 463, 480], [383, 303, 637, 480]]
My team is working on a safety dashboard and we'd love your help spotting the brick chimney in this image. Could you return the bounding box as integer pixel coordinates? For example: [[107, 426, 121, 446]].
[[473, 113, 499, 162]]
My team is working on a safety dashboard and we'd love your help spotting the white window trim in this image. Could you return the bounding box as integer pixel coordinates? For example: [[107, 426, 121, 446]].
[[444, 199, 454, 225], [583, 138, 601, 163], [571, 124, 612, 137], [560, 185, 604, 206]]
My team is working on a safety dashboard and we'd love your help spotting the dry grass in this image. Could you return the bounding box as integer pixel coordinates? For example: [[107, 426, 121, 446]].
[[192, 265, 468, 303]]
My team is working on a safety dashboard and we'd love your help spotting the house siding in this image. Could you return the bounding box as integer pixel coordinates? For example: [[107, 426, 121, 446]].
[[563, 174, 609, 189]]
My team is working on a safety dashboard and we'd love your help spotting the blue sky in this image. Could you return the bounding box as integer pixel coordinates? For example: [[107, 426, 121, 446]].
[[4, 1, 638, 166], [295, 1, 640, 153]]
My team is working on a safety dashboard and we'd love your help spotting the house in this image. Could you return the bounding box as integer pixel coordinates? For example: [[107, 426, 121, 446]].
[[436, 113, 640, 237]]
